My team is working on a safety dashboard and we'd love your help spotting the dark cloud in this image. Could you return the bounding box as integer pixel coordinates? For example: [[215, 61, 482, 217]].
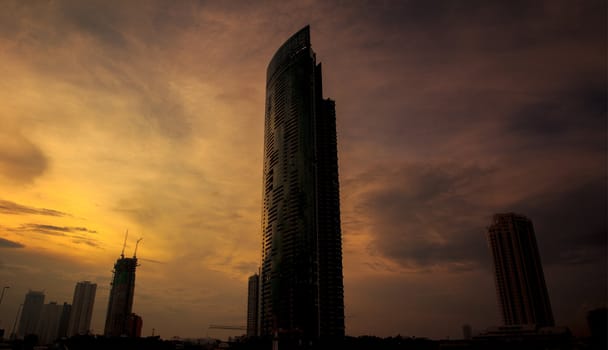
[[139, 257, 166, 264], [355, 160, 607, 272], [9, 223, 102, 249], [507, 82, 607, 144], [0, 134, 48, 184], [325, 0, 605, 158], [510, 179, 607, 266], [334, 0, 606, 278], [0, 200, 69, 217], [355, 162, 494, 271], [71, 238, 100, 248], [339, 0, 605, 51], [18, 224, 97, 235], [0, 237, 25, 248], [58, 0, 128, 49]]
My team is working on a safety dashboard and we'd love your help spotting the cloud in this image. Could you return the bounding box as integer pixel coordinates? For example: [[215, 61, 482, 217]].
[[355, 162, 494, 271], [334, 0, 606, 277], [71, 238, 101, 248], [138, 257, 166, 264], [0, 236, 25, 248], [322, 0, 606, 161], [11, 223, 102, 249], [0, 132, 48, 184], [0, 200, 69, 217], [352, 158, 607, 272], [58, 0, 129, 49], [0, 0, 196, 142], [19, 224, 97, 235], [510, 179, 607, 266], [506, 82, 607, 148]]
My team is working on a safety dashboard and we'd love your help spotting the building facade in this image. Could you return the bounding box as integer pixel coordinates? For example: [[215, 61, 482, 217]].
[[487, 213, 554, 327], [57, 302, 71, 338], [259, 26, 345, 341], [104, 257, 138, 336], [126, 313, 143, 338], [17, 290, 45, 338], [68, 281, 97, 336], [246, 274, 259, 337], [36, 302, 63, 345]]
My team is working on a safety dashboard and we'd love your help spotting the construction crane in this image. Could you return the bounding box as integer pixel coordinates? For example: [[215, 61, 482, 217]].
[[121, 229, 129, 258], [134, 237, 143, 257]]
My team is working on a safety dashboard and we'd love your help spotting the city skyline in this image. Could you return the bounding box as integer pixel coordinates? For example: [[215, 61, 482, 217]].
[[0, 0, 605, 340]]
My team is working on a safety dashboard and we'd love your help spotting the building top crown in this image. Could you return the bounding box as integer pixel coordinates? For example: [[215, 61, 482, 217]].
[[266, 25, 311, 84]]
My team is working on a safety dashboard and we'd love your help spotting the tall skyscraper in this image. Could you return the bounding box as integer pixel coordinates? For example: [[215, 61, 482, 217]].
[[487, 213, 555, 327], [17, 290, 44, 338], [104, 254, 138, 336], [57, 302, 71, 338], [36, 301, 63, 345], [259, 26, 345, 341], [68, 281, 97, 336], [246, 274, 259, 337]]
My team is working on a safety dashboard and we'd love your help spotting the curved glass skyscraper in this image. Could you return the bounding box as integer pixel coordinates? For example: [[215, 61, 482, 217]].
[[487, 213, 554, 327], [259, 26, 344, 341]]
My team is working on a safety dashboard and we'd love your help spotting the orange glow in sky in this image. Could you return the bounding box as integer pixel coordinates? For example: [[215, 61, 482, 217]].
[[0, 0, 605, 339]]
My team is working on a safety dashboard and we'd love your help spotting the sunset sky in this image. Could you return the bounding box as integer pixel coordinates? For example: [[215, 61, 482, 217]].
[[0, 0, 605, 340]]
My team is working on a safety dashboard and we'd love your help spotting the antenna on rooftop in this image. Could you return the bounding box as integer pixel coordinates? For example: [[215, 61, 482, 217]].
[[121, 229, 129, 258], [134, 237, 143, 258]]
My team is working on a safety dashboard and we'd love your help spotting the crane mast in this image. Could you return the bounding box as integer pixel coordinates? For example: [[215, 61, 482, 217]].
[[121, 229, 129, 258], [134, 238, 143, 258]]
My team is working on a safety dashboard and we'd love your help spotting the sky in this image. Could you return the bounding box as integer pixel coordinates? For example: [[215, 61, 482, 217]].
[[0, 0, 606, 340]]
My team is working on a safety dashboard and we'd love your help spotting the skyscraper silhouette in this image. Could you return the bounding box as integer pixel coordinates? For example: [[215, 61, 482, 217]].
[[36, 301, 63, 345], [57, 302, 71, 338], [104, 253, 138, 336], [259, 26, 345, 341], [68, 281, 97, 336], [17, 290, 44, 338], [246, 274, 259, 337], [487, 213, 554, 327]]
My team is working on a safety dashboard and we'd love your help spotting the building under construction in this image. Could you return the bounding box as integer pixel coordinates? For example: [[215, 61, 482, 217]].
[[104, 234, 142, 337]]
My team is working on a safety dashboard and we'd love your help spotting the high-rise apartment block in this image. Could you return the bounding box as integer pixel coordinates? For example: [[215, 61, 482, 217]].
[[68, 281, 97, 336], [246, 274, 259, 337], [17, 290, 45, 338], [487, 213, 555, 327], [57, 302, 71, 338], [126, 313, 143, 338], [259, 26, 345, 341], [36, 302, 64, 344], [104, 255, 138, 336]]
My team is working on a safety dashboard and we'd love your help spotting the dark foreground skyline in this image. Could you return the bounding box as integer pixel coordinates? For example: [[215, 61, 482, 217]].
[[0, 0, 605, 340]]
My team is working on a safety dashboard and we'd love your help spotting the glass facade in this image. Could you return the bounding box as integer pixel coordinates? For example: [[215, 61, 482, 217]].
[[259, 26, 344, 341], [488, 213, 554, 327]]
